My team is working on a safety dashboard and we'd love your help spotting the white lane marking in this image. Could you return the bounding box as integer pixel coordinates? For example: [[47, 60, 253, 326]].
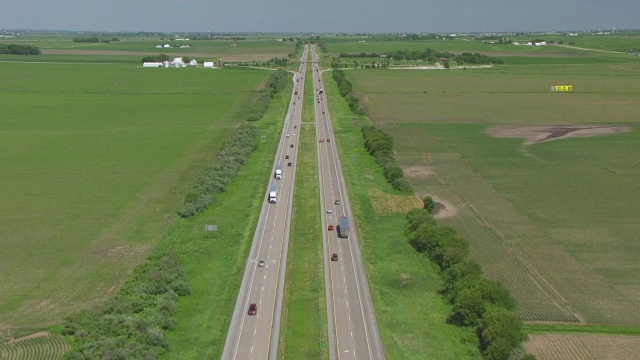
[[351, 332, 354, 338], [264, 275, 267, 279], [259, 299, 262, 304], [346, 301, 349, 307], [254, 329, 257, 334], [349, 316, 351, 322], [251, 346, 254, 353], [261, 286, 264, 292]]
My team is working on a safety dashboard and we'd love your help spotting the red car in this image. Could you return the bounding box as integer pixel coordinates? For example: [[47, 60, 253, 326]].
[[248, 303, 257, 315], [331, 253, 338, 261], [328, 225, 334, 231]]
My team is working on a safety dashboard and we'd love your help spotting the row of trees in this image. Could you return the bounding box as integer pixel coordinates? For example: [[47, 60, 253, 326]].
[[73, 36, 119, 43], [178, 70, 288, 217], [248, 70, 288, 121], [178, 125, 259, 217], [288, 40, 305, 58], [265, 57, 289, 67], [62, 252, 190, 359], [0, 44, 40, 55], [338, 48, 503, 65], [331, 70, 364, 115], [361, 126, 412, 192], [406, 202, 532, 360]]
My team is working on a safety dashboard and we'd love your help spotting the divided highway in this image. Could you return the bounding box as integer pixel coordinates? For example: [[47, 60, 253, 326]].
[[223, 44, 384, 360], [221, 46, 309, 360], [312, 46, 385, 360]]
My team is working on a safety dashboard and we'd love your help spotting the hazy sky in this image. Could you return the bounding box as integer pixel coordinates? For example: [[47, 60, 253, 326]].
[[2, 0, 639, 33]]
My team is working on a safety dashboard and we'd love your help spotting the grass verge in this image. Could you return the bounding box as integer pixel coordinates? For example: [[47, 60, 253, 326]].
[[322, 71, 481, 359], [154, 74, 292, 359]]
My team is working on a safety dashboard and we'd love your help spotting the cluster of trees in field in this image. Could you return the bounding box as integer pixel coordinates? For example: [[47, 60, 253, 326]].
[[406, 202, 533, 360], [265, 57, 289, 67], [361, 126, 412, 192], [141, 54, 171, 62], [73, 36, 119, 43], [316, 41, 328, 53], [61, 253, 190, 359], [0, 44, 40, 55], [178, 125, 259, 217], [248, 70, 288, 121], [331, 70, 364, 115], [178, 70, 287, 217]]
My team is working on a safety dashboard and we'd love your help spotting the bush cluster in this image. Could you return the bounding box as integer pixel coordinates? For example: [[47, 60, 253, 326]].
[[178, 124, 259, 217], [405, 206, 528, 360], [361, 126, 412, 192], [141, 54, 170, 63], [248, 70, 288, 122], [62, 252, 190, 360], [340, 48, 503, 65], [0, 44, 40, 55], [331, 70, 365, 115]]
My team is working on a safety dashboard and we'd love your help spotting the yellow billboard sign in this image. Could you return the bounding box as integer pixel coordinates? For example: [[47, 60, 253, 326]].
[[550, 85, 573, 92]]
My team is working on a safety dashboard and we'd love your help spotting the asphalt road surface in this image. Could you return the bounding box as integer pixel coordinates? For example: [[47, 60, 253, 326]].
[[221, 46, 309, 360], [312, 46, 385, 360]]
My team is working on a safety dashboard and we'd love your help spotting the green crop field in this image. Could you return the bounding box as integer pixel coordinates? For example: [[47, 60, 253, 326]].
[[0, 61, 270, 335], [345, 55, 640, 326]]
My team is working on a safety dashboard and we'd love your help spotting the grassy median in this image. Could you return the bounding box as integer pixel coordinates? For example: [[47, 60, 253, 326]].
[[278, 58, 329, 359]]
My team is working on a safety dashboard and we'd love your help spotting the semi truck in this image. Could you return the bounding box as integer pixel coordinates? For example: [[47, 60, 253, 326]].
[[268, 185, 277, 203], [275, 166, 282, 180], [337, 216, 349, 238]]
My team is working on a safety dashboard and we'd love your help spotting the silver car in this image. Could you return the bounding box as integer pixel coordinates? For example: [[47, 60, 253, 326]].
[[258, 260, 265, 267]]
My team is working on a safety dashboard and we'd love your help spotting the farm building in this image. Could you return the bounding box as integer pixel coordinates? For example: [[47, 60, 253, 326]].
[[203, 61, 215, 68], [142, 62, 163, 68], [172, 57, 186, 68], [189, 59, 198, 66]]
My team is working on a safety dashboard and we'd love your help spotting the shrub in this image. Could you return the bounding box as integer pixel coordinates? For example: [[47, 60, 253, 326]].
[[361, 125, 412, 193]]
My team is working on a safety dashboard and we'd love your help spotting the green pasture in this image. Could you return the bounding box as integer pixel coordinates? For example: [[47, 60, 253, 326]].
[[0, 62, 269, 333], [347, 63, 640, 125], [323, 72, 481, 359], [345, 65, 640, 326], [541, 34, 640, 52], [157, 79, 291, 359]]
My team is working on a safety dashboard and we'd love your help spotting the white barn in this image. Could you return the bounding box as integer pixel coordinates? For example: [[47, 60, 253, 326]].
[[189, 59, 198, 66], [143, 62, 163, 68], [203, 61, 215, 68]]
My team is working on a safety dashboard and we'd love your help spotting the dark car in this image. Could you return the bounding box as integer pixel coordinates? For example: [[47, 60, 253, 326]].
[[287, 162, 292, 166], [285, 155, 289, 159], [331, 253, 338, 261], [327, 138, 331, 142], [248, 303, 257, 315], [290, 144, 294, 148]]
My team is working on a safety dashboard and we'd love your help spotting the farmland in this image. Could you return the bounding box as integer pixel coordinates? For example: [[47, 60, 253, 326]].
[[0, 36, 296, 63], [0, 61, 270, 335], [344, 50, 640, 329]]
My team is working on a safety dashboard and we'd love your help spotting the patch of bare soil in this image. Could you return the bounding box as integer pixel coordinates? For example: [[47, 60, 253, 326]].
[[525, 333, 640, 360], [369, 189, 423, 215], [403, 165, 435, 178], [5, 331, 49, 344], [416, 193, 458, 219], [488, 125, 632, 145]]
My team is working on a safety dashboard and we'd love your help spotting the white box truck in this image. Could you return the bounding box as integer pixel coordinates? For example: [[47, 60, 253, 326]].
[[268, 185, 277, 203]]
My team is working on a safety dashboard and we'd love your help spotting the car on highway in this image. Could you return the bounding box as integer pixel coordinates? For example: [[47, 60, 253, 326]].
[[285, 155, 289, 159], [286, 134, 290, 138], [257, 260, 265, 267], [326, 208, 333, 214], [248, 303, 257, 315], [290, 144, 294, 148], [327, 138, 331, 142], [334, 199, 341, 205], [287, 162, 292, 166], [331, 253, 338, 261], [328, 225, 334, 231]]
